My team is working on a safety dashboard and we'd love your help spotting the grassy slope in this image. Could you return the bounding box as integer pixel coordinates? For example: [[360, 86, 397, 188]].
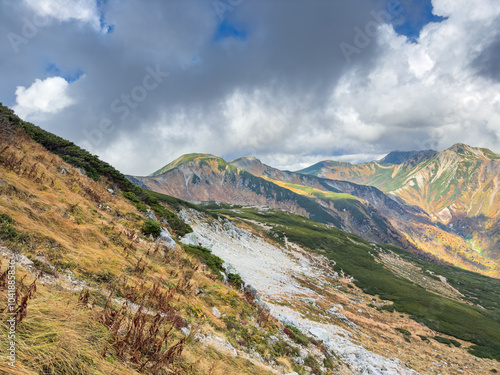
[[0, 107, 311, 374], [0, 104, 193, 237], [207, 206, 500, 361], [150, 153, 229, 176]]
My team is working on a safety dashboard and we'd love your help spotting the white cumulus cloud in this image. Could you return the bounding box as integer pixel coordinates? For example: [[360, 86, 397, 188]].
[[22, 0, 100, 30], [13, 77, 74, 120]]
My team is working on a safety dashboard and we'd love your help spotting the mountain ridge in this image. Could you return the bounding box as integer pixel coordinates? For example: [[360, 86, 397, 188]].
[[2, 104, 500, 372], [133, 149, 500, 277], [296, 143, 500, 274]]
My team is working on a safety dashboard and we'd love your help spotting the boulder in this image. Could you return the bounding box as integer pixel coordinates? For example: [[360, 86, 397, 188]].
[[211, 307, 221, 318], [158, 228, 177, 249]]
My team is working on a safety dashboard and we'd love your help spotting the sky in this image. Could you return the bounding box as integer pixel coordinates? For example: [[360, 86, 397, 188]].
[[1, 0, 499, 175]]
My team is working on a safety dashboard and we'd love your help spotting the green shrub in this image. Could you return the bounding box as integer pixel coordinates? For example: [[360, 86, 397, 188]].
[[141, 219, 161, 237], [183, 245, 224, 278], [380, 304, 395, 312], [395, 328, 411, 336], [0, 213, 22, 242], [0, 213, 14, 224], [227, 273, 243, 289], [433, 336, 461, 347]]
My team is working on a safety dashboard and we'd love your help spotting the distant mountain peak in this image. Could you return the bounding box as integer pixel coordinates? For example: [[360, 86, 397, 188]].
[[231, 156, 259, 162], [445, 143, 500, 160], [150, 153, 227, 176], [379, 149, 437, 165], [230, 156, 269, 176], [447, 143, 474, 154]]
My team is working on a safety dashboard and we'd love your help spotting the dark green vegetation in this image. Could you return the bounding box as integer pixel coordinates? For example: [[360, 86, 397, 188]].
[[0, 213, 22, 242], [206, 206, 500, 361], [395, 328, 411, 336], [433, 336, 462, 347], [183, 245, 224, 279], [0, 104, 192, 237], [141, 219, 162, 237], [227, 273, 243, 289]]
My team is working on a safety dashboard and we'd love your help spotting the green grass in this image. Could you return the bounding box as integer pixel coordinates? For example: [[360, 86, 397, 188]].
[[208, 206, 500, 362], [141, 219, 162, 237], [433, 336, 461, 347], [395, 328, 411, 336]]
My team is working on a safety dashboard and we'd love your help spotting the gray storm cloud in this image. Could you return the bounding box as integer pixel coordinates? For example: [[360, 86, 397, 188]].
[[0, 0, 499, 175]]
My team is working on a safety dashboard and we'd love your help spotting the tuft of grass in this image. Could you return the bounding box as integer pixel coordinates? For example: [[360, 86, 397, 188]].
[[283, 325, 310, 346]]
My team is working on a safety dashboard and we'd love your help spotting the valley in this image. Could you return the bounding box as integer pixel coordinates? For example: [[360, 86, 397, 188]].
[[0, 104, 499, 374]]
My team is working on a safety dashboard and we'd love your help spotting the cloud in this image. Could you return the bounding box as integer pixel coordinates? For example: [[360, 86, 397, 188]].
[[1, 0, 500, 175], [13, 77, 74, 120], [22, 0, 101, 30]]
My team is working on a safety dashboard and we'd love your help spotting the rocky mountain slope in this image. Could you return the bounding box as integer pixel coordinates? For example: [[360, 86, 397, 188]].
[[132, 154, 413, 248], [190, 204, 500, 372], [133, 153, 499, 277], [297, 144, 500, 275], [1, 104, 500, 374], [0, 105, 332, 374]]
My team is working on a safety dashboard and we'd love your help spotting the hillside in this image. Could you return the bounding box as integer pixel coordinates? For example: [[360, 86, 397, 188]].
[[194, 205, 500, 370], [1, 105, 500, 373], [231, 157, 500, 277], [297, 145, 500, 275], [0, 106, 331, 374], [133, 155, 418, 249]]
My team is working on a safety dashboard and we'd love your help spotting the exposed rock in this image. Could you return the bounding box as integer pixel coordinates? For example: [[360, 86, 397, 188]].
[[146, 209, 157, 222], [179, 209, 420, 375], [180, 232, 213, 249], [223, 262, 239, 276], [158, 228, 177, 249], [0, 248, 33, 268], [211, 307, 221, 318]]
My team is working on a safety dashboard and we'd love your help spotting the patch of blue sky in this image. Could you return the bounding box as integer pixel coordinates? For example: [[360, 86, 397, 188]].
[[213, 20, 247, 42], [46, 64, 84, 83], [391, 0, 447, 41]]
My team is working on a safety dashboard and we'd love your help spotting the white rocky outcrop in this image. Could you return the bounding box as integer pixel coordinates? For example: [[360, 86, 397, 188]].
[[180, 209, 420, 375]]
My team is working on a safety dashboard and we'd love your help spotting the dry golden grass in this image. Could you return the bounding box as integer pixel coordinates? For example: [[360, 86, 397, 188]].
[[0, 127, 286, 374]]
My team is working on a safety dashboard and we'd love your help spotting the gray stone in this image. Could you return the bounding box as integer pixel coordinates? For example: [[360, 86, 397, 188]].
[[146, 210, 157, 222], [158, 228, 177, 249], [211, 307, 221, 318]]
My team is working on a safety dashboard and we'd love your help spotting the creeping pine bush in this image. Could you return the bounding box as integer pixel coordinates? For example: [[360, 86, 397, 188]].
[[141, 219, 162, 238], [0, 213, 22, 242]]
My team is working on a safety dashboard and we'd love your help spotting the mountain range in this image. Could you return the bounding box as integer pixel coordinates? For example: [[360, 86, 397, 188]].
[[1, 103, 500, 374], [130, 146, 500, 278]]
